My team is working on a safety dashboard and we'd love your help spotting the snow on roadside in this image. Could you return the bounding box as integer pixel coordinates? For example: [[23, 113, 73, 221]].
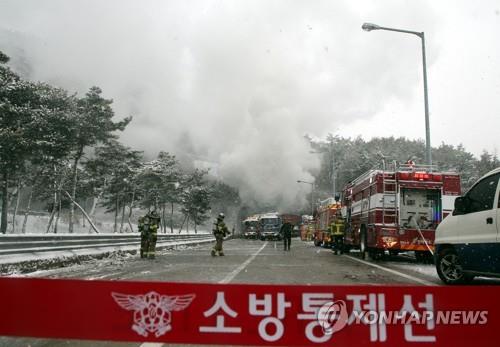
[[1, 237, 213, 275]]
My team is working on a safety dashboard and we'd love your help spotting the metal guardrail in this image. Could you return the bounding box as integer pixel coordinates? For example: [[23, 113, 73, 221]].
[[0, 233, 213, 256]]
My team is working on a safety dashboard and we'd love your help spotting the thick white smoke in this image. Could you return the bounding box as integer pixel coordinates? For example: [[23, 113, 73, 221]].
[[0, 0, 440, 210]]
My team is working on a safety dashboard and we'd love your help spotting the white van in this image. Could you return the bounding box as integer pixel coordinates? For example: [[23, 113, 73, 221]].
[[435, 167, 500, 284]]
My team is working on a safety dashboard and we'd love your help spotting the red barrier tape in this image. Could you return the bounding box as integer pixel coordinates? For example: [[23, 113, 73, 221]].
[[0, 277, 498, 346]]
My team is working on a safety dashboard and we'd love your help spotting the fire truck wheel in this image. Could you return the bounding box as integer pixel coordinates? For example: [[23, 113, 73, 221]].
[[436, 248, 474, 285]]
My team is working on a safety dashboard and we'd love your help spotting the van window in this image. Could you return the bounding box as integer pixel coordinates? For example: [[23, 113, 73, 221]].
[[466, 173, 500, 213]]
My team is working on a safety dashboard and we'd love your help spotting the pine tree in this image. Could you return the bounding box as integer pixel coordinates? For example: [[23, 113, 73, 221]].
[[90, 141, 143, 233], [180, 170, 211, 233], [67, 87, 131, 233], [135, 152, 182, 232]]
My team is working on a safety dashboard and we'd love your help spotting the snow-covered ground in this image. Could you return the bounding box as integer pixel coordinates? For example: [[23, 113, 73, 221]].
[[10, 242, 207, 279], [375, 253, 500, 284], [389, 261, 440, 279], [1, 235, 214, 274], [1, 213, 212, 274]]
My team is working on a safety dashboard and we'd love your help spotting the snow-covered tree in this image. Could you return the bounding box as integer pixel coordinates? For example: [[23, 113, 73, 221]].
[[88, 141, 143, 233], [309, 135, 487, 204], [0, 52, 76, 233], [136, 152, 182, 232], [179, 169, 211, 233], [209, 180, 241, 218], [0, 52, 34, 233], [67, 87, 131, 233]]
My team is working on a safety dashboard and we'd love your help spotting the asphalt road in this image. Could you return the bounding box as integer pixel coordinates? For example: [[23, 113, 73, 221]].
[[1, 237, 497, 347]]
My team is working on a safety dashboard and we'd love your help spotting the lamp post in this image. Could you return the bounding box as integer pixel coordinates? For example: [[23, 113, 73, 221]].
[[297, 180, 315, 216], [362, 22, 432, 167]]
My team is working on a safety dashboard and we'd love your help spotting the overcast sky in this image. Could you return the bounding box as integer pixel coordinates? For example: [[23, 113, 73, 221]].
[[1, 0, 499, 209]]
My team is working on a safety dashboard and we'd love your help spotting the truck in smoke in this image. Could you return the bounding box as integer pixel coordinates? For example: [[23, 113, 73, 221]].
[[242, 215, 260, 239], [241, 213, 301, 241], [258, 212, 301, 241], [258, 212, 282, 240]]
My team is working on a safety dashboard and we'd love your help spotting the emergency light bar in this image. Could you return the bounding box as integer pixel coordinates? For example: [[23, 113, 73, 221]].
[[397, 172, 443, 182]]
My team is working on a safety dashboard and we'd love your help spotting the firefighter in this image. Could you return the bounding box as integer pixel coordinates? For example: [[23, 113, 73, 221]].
[[280, 222, 293, 251], [144, 210, 160, 259], [406, 158, 416, 169], [138, 216, 147, 258], [331, 211, 345, 255], [211, 213, 230, 256]]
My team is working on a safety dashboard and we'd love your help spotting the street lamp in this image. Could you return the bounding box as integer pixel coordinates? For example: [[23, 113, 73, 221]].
[[362, 22, 432, 167], [297, 180, 315, 216]]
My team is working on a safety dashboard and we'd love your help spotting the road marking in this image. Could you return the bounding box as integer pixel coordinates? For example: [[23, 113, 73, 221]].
[[343, 255, 436, 286], [219, 241, 268, 284], [139, 242, 267, 347]]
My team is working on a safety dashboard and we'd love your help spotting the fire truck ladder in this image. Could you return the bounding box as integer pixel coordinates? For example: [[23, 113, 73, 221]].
[[382, 170, 397, 226]]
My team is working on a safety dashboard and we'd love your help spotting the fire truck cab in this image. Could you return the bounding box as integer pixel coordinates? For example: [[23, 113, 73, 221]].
[[242, 215, 260, 239], [342, 163, 461, 260], [259, 212, 282, 241]]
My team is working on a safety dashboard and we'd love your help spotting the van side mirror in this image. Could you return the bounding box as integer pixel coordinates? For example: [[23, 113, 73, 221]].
[[453, 196, 469, 216]]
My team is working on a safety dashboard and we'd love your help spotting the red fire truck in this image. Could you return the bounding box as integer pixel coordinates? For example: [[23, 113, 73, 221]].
[[313, 198, 342, 247], [342, 163, 461, 261]]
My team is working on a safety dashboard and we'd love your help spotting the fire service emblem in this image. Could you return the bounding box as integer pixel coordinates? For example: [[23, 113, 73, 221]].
[[112, 291, 195, 337]]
